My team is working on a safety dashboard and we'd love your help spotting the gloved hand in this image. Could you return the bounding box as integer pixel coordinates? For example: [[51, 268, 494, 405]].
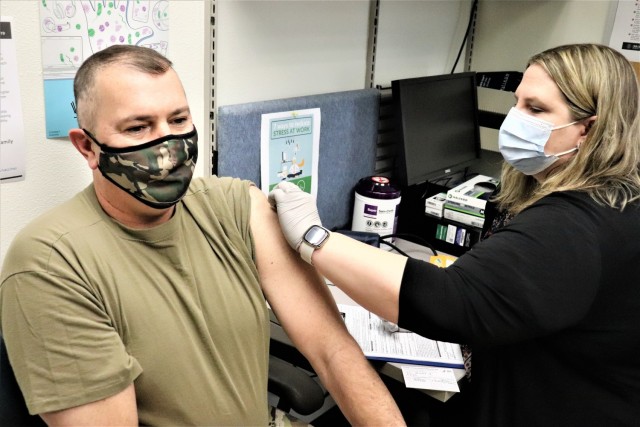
[[268, 181, 323, 252]]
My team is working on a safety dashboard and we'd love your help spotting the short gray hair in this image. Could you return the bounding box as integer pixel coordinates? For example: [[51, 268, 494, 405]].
[[74, 45, 173, 128]]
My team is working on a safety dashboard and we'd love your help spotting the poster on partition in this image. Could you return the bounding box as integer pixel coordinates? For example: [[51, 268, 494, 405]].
[[260, 108, 321, 196], [609, 0, 640, 78], [39, 0, 170, 138]]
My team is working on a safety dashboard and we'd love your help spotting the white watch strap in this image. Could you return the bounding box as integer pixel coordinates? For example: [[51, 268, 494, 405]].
[[300, 242, 315, 265]]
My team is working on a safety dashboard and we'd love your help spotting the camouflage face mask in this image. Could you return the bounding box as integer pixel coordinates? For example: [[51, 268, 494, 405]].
[[83, 127, 198, 209]]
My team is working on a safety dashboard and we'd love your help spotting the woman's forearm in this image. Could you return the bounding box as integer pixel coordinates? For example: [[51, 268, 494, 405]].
[[311, 232, 408, 323]]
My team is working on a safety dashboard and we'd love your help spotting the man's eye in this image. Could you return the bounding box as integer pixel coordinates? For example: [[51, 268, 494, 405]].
[[126, 126, 147, 134]]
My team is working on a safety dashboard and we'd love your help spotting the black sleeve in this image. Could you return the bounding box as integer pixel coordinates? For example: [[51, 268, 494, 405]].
[[398, 193, 602, 345]]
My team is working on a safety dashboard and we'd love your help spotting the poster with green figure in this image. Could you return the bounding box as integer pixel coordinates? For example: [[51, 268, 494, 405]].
[[39, 0, 170, 138], [260, 108, 320, 196]]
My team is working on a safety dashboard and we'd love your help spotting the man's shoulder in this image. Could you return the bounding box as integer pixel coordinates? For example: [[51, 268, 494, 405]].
[[23, 186, 100, 237], [1, 187, 101, 280], [184, 176, 255, 211], [187, 175, 253, 195], [181, 176, 257, 251]]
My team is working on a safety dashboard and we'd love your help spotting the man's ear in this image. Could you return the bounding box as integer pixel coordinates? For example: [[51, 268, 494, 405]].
[[69, 128, 99, 170]]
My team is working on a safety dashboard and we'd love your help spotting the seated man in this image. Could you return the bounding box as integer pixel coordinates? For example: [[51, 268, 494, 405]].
[[0, 45, 404, 426]]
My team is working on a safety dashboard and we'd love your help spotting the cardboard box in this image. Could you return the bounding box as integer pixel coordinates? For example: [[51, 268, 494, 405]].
[[445, 175, 499, 210], [434, 222, 473, 248], [443, 207, 485, 229], [443, 175, 499, 228], [425, 192, 447, 218]]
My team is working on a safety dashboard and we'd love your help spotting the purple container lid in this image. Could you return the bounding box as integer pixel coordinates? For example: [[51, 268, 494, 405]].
[[354, 176, 401, 200]]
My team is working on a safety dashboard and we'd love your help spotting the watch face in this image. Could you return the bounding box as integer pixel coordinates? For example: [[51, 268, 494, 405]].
[[304, 226, 328, 247]]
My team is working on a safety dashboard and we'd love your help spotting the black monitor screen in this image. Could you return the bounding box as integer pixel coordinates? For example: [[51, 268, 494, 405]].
[[392, 72, 481, 187]]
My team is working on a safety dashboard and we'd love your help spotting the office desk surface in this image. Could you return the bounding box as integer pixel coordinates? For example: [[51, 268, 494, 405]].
[[269, 239, 465, 403]]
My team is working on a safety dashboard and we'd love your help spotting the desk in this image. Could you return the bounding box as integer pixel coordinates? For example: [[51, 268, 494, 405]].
[[269, 239, 466, 403]]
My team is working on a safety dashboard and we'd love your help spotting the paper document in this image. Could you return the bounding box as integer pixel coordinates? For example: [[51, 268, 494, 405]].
[[0, 17, 26, 182], [401, 365, 460, 392], [338, 304, 464, 369]]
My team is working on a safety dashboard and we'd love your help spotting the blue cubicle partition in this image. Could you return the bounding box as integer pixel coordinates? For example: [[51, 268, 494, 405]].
[[216, 88, 380, 231]]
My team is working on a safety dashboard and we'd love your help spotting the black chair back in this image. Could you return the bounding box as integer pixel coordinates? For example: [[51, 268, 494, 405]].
[[0, 334, 46, 426]]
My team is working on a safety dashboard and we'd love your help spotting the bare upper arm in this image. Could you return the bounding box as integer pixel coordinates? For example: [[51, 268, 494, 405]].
[[40, 383, 137, 427], [248, 186, 354, 356]]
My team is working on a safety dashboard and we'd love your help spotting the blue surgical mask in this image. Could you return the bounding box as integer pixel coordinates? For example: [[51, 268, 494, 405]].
[[499, 107, 579, 175]]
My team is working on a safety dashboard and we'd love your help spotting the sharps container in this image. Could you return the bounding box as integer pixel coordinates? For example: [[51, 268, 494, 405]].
[[351, 176, 401, 248]]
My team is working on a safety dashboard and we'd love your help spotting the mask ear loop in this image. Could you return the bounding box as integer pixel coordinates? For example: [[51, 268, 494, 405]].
[[82, 129, 108, 150], [552, 146, 579, 158], [82, 127, 198, 154], [551, 120, 579, 131], [550, 114, 595, 156]]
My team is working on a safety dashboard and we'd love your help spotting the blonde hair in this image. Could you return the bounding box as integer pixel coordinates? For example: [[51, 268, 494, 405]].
[[495, 44, 640, 214]]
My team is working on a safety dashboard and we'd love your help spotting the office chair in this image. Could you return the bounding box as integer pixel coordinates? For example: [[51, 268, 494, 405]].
[[0, 333, 325, 424], [0, 333, 46, 426], [268, 351, 326, 415]]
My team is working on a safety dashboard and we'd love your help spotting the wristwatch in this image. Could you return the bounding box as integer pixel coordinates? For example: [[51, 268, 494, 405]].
[[299, 225, 331, 265]]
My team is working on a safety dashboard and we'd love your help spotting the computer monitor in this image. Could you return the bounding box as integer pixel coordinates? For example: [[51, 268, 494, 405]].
[[392, 72, 481, 187]]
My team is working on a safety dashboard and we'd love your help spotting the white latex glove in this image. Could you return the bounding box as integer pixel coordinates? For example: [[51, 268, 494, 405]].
[[268, 181, 323, 252]]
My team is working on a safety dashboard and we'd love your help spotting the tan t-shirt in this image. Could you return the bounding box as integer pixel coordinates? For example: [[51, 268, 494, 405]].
[[0, 176, 270, 426]]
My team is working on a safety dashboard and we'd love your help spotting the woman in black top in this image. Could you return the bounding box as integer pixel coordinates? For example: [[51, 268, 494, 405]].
[[270, 44, 640, 426]]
